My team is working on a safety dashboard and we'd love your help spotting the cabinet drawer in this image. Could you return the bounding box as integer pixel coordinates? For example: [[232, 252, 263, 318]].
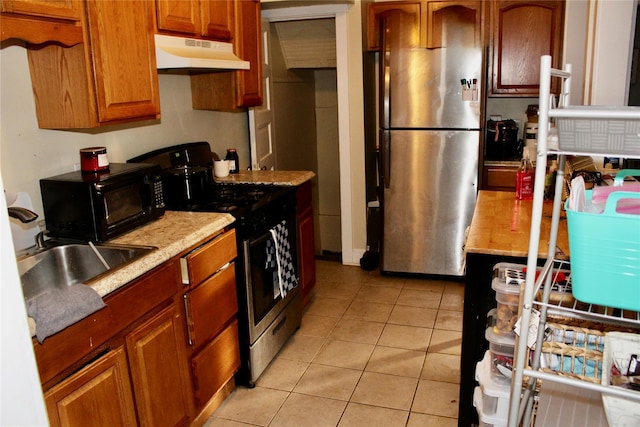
[[181, 229, 237, 285], [483, 166, 517, 190], [191, 320, 240, 408], [185, 264, 238, 349]]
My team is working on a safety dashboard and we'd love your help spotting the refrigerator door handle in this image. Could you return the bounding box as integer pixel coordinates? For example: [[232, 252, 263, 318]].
[[381, 19, 391, 129], [381, 130, 391, 189]]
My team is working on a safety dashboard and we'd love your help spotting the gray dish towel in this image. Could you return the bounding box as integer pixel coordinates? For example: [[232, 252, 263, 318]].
[[27, 284, 106, 343]]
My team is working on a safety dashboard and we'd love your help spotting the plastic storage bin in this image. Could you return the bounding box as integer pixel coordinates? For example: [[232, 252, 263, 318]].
[[556, 106, 640, 155], [492, 263, 524, 333], [564, 190, 640, 311], [485, 327, 515, 384], [474, 351, 511, 426]]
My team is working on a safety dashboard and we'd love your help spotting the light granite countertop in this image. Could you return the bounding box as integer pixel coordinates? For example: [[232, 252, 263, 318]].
[[215, 170, 315, 186], [90, 210, 235, 297]]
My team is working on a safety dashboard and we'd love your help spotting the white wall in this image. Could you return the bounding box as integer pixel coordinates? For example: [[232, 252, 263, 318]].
[[0, 45, 251, 216]]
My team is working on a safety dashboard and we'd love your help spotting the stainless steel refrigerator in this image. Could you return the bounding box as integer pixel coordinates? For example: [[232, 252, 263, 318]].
[[379, 8, 483, 276]]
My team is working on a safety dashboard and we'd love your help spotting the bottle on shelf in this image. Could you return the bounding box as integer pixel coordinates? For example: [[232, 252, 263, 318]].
[[226, 148, 239, 174], [544, 159, 558, 200], [515, 147, 534, 200]]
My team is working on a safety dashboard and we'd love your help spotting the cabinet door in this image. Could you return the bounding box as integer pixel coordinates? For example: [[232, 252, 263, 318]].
[[190, 0, 261, 110], [126, 303, 193, 427], [1, 0, 82, 45], [1, 0, 80, 20], [191, 320, 240, 408], [297, 181, 316, 308], [156, 0, 200, 35], [366, 1, 422, 51], [44, 347, 137, 427], [425, 1, 483, 48], [490, 0, 564, 96], [200, 0, 233, 41], [85, 0, 160, 123], [233, 0, 262, 107]]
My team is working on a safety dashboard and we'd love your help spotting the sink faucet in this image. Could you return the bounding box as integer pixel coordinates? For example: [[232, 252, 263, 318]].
[[7, 206, 38, 223]]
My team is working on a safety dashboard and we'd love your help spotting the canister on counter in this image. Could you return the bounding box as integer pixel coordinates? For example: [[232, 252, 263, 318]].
[[226, 148, 239, 174], [80, 147, 109, 173]]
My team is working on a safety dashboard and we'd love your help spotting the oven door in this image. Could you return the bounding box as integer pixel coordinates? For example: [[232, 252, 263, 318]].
[[243, 224, 298, 344]]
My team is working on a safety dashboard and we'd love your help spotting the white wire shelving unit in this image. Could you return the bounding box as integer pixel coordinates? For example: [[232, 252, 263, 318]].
[[506, 55, 640, 427]]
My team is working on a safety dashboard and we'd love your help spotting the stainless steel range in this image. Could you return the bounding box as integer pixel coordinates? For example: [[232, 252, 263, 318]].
[[128, 142, 301, 387]]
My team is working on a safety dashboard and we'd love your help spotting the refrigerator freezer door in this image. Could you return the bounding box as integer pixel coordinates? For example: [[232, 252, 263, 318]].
[[381, 8, 482, 130], [381, 130, 478, 275]]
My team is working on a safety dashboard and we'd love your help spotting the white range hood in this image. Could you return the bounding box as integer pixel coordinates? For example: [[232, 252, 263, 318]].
[[154, 34, 250, 72]]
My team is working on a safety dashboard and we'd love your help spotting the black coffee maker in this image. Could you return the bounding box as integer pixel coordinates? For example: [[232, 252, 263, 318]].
[[485, 118, 522, 161]]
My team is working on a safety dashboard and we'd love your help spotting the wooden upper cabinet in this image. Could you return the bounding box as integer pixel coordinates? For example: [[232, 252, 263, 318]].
[[490, 0, 564, 96], [425, 1, 483, 48], [156, 0, 233, 42], [0, 0, 82, 45], [201, 0, 233, 41], [366, 1, 423, 51], [191, 0, 263, 110], [1, 0, 80, 20], [26, 0, 160, 129]]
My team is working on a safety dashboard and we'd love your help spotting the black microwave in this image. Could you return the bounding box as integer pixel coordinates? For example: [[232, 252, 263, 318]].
[[40, 163, 165, 242]]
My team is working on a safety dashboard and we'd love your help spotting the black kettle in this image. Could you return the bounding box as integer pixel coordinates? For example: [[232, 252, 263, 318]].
[[486, 119, 522, 161]]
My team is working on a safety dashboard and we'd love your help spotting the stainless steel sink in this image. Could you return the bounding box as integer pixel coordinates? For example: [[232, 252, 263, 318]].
[[18, 242, 157, 300]]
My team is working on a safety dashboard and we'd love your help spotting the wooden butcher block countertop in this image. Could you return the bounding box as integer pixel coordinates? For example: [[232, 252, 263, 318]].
[[465, 190, 570, 258]]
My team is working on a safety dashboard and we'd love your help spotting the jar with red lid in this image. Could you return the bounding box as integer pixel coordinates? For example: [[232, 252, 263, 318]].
[[80, 147, 109, 173]]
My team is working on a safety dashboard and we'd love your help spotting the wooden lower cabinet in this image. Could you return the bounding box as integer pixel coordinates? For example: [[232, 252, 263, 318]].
[[482, 164, 518, 191], [44, 347, 137, 427], [126, 304, 193, 427], [44, 303, 194, 427], [297, 180, 316, 307], [191, 320, 240, 408]]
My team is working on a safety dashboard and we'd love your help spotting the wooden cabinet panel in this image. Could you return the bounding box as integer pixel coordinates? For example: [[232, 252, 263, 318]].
[[25, 0, 159, 129], [34, 260, 181, 389], [366, 1, 422, 51], [85, 0, 160, 123], [1, 0, 80, 20], [0, 0, 82, 45], [490, 0, 564, 96], [482, 164, 518, 190], [191, 0, 262, 110], [297, 181, 316, 308], [126, 304, 193, 427], [156, 0, 233, 42], [185, 264, 238, 349], [425, 1, 483, 48], [201, 0, 233, 42], [44, 347, 137, 427], [181, 229, 237, 285], [233, 0, 262, 107], [191, 320, 240, 408], [156, 0, 200, 35]]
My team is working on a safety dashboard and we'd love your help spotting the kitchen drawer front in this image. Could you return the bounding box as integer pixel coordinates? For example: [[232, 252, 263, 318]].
[[483, 166, 517, 190], [182, 229, 237, 285], [191, 319, 240, 408], [184, 264, 238, 349]]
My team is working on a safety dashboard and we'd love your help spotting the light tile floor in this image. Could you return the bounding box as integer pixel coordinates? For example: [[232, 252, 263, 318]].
[[205, 259, 465, 427]]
